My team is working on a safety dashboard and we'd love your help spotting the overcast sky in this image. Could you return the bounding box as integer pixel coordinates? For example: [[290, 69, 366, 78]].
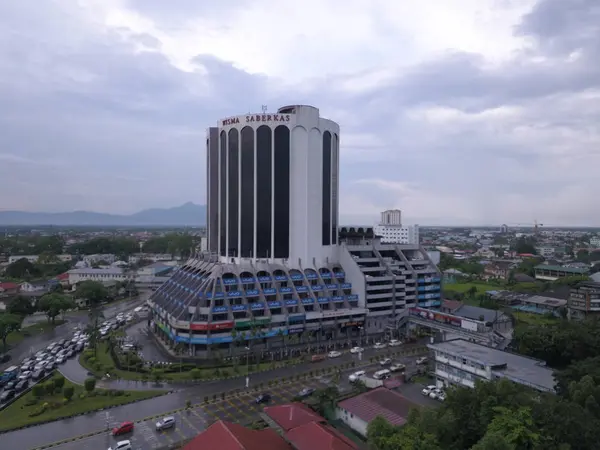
[[0, 0, 598, 226]]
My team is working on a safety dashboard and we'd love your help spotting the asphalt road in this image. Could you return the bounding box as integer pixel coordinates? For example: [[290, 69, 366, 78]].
[[1, 293, 150, 372], [4, 347, 427, 449], [50, 377, 333, 450]]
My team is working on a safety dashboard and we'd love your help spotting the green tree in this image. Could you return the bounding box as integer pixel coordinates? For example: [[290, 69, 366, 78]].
[[5, 258, 41, 279], [54, 375, 65, 390], [484, 407, 539, 449], [84, 377, 96, 392], [0, 313, 22, 350], [32, 384, 44, 398], [63, 386, 75, 401], [6, 295, 36, 316], [38, 293, 74, 323]]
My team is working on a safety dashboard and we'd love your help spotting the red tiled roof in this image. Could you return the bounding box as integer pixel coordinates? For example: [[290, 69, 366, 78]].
[[56, 273, 69, 280], [264, 402, 325, 431], [442, 299, 463, 312], [0, 282, 19, 290], [337, 387, 418, 427], [183, 421, 291, 450], [285, 421, 359, 450]]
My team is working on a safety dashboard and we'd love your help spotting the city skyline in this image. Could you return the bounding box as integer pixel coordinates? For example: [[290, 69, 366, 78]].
[[0, 1, 599, 226]]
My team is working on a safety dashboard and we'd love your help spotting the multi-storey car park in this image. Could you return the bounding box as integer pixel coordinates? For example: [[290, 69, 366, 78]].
[[148, 105, 441, 357]]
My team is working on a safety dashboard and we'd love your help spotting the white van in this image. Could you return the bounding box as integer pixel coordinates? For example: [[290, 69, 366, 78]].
[[373, 369, 391, 380]]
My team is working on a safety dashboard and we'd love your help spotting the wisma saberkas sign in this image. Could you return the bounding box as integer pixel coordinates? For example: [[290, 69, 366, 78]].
[[221, 114, 291, 126]]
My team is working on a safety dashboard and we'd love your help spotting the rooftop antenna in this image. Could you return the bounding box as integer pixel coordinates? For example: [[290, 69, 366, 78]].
[[262, 105, 268, 113]]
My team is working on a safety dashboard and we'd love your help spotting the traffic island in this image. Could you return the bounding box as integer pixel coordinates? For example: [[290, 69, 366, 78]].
[[79, 342, 305, 383], [0, 373, 165, 433]]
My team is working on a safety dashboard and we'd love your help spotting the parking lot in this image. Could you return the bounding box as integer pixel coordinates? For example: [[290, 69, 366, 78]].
[[50, 377, 335, 450]]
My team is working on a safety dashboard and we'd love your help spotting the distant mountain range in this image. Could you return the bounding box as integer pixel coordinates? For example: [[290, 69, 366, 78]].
[[0, 202, 207, 226]]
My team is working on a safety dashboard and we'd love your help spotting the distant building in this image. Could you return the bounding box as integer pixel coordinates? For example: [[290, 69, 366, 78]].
[[19, 281, 49, 293], [428, 338, 556, 393], [534, 264, 589, 281], [380, 209, 402, 226], [483, 260, 518, 281], [0, 282, 20, 297], [590, 237, 600, 248], [7, 254, 72, 264], [568, 281, 600, 320], [336, 387, 418, 437], [374, 223, 419, 244], [67, 268, 131, 285], [82, 254, 116, 265], [137, 262, 175, 277]]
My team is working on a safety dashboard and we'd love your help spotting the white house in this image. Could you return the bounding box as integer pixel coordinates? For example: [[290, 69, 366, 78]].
[[19, 280, 49, 293], [68, 268, 131, 285], [82, 254, 116, 265]]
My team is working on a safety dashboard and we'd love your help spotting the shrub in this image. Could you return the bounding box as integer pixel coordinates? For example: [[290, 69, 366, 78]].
[[44, 381, 55, 395], [221, 392, 225, 400], [24, 398, 38, 406], [54, 376, 65, 391], [84, 377, 96, 392], [190, 368, 201, 380], [83, 349, 94, 360], [88, 357, 97, 365], [32, 384, 44, 398], [63, 386, 75, 401], [186, 399, 192, 409], [204, 396, 208, 403]]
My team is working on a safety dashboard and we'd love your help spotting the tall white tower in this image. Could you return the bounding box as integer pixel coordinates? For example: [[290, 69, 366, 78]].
[[206, 105, 340, 267]]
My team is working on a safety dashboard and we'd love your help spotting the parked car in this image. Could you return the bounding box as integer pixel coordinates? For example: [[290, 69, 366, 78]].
[[429, 388, 444, 400], [350, 346, 364, 354], [155, 416, 175, 431], [297, 388, 315, 398], [15, 380, 29, 391], [108, 440, 132, 450], [437, 392, 447, 402], [421, 385, 437, 396], [390, 364, 406, 373], [327, 351, 342, 358], [31, 369, 45, 380], [416, 357, 428, 365], [348, 370, 366, 382], [389, 339, 402, 347], [56, 356, 66, 365], [18, 371, 32, 381], [255, 393, 271, 404], [112, 421, 134, 436], [311, 354, 326, 362], [379, 358, 392, 366], [0, 390, 15, 402], [373, 342, 387, 349]]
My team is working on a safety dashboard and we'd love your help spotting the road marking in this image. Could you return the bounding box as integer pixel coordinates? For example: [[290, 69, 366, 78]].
[[180, 411, 202, 434], [136, 420, 161, 449]]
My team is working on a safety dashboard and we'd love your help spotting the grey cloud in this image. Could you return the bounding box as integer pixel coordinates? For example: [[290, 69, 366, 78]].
[[0, 0, 599, 225], [517, 0, 600, 55]]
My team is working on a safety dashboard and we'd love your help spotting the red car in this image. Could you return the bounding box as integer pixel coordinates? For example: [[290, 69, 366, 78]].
[[112, 421, 134, 436]]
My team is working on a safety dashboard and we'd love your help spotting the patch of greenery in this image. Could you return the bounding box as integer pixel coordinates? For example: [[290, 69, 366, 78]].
[[0, 373, 163, 432]]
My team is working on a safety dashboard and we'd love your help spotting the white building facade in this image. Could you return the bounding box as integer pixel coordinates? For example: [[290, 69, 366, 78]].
[[428, 339, 555, 393], [207, 105, 340, 265], [148, 105, 440, 357], [374, 224, 419, 245], [68, 268, 131, 285]]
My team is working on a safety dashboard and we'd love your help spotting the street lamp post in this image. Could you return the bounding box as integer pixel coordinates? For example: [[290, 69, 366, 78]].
[[245, 346, 250, 389]]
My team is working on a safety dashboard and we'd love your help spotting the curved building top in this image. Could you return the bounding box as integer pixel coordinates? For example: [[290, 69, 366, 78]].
[[217, 104, 339, 134]]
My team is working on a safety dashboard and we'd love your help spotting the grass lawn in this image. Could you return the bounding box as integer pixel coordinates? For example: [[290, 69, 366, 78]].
[[80, 342, 301, 381], [442, 282, 505, 294], [0, 373, 163, 432], [5, 320, 67, 347], [513, 311, 559, 326]]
